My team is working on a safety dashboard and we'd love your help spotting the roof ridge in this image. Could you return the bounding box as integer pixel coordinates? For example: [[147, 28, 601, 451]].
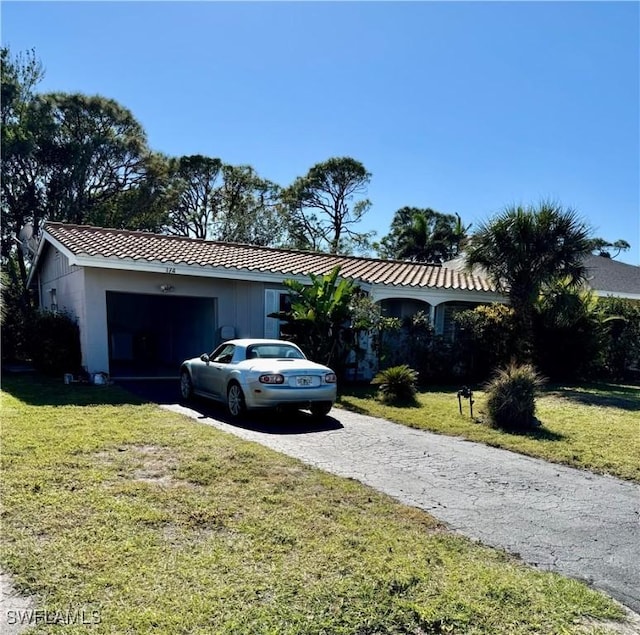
[[44, 222, 208, 245], [43, 222, 447, 269]]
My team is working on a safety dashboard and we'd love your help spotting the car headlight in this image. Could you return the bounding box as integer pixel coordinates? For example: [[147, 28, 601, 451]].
[[259, 374, 285, 384], [324, 373, 337, 384]]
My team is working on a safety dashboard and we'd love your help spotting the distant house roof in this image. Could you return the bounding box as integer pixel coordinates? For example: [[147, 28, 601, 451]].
[[583, 254, 640, 299], [37, 222, 496, 293], [443, 253, 640, 300]]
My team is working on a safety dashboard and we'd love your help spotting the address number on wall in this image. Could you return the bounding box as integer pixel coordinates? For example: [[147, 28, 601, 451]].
[[165, 267, 176, 274]]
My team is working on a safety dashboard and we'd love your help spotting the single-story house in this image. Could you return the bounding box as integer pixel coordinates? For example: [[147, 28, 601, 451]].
[[27, 222, 505, 378]]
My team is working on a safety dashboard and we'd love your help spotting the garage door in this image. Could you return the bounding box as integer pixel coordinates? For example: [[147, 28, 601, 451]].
[[106, 292, 217, 377]]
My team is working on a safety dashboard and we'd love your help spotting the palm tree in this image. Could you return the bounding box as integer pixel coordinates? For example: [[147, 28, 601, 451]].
[[464, 202, 593, 361], [397, 209, 432, 261], [380, 207, 467, 263]]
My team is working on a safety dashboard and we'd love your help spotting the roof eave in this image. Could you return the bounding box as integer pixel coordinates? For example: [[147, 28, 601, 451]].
[[72, 253, 348, 287], [593, 290, 640, 301], [26, 230, 80, 288]]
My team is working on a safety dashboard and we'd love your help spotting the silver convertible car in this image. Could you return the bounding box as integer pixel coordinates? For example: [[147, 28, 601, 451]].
[[179, 339, 337, 419]]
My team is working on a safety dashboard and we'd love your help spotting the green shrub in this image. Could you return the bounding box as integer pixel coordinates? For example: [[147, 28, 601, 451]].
[[484, 363, 544, 432], [30, 309, 82, 376], [371, 364, 419, 404], [454, 304, 518, 381], [379, 311, 432, 368], [594, 297, 640, 381], [533, 283, 600, 381], [379, 312, 463, 384]]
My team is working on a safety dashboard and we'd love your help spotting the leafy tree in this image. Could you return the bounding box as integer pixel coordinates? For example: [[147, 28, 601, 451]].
[[0, 255, 35, 363], [378, 207, 469, 262], [1, 48, 45, 362], [165, 155, 224, 239], [2, 47, 167, 289], [165, 158, 287, 245], [283, 157, 374, 254], [589, 238, 631, 259], [464, 202, 593, 361], [1, 47, 47, 285], [216, 164, 287, 245], [34, 92, 153, 226], [88, 152, 175, 232]]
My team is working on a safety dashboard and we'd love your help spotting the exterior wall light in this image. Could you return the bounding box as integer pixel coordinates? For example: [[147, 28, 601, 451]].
[[49, 288, 58, 312]]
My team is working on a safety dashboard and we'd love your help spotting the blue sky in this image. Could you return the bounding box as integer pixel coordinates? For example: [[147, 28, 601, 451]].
[[3, 1, 639, 264]]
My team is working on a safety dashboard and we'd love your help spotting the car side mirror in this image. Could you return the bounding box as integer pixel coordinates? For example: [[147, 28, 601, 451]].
[[200, 354, 210, 363]]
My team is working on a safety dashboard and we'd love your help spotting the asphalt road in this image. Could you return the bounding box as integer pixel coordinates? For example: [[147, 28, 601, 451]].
[[124, 379, 640, 615]]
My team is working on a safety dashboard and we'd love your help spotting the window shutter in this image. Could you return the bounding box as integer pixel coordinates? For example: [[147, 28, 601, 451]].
[[264, 289, 280, 339]]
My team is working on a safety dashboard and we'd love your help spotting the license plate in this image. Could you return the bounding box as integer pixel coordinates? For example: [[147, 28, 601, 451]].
[[296, 376, 313, 386]]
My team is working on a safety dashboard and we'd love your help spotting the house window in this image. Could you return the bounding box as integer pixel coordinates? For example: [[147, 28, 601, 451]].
[[279, 293, 291, 314], [438, 302, 483, 341], [379, 298, 431, 321], [264, 289, 290, 339]]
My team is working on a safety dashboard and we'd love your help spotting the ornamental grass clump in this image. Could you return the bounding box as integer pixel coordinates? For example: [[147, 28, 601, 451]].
[[371, 364, 419, 404], [485, 363, 545, 432]]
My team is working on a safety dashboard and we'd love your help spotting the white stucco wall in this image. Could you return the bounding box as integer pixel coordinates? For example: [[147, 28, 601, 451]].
[[36, 245, 88, 365], [370, 285, 505, 308], [34, 246, 285, 375], [37, 245, 86, 316], [80, 268, 276, 374]]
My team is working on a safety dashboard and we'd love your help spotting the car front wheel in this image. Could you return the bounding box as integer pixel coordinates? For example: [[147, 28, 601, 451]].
[[180, 370, 193, 401], [227, 382, 246, 418]]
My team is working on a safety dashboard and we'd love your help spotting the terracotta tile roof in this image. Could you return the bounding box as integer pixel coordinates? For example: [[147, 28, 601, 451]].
[[43, 222, 496, 292]]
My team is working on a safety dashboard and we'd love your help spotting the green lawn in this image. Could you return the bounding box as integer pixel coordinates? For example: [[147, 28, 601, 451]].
[[0, 375, 631, 634], [338, 382, 640, 483]]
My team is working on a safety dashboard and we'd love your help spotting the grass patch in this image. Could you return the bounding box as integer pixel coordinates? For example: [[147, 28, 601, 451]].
[[338, 382, 640, 482], [0, 375, 628, 633]]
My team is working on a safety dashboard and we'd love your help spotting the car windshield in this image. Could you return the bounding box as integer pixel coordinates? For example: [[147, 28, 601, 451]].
[[246, 344, 305, 360]]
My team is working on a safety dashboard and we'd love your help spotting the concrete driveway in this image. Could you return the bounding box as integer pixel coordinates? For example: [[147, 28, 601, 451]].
[[116, 379, 639, 615], [148, 385, 639, 618]]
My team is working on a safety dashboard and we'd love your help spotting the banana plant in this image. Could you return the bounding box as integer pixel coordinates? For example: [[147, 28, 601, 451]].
[[277, 266, 357, 370]]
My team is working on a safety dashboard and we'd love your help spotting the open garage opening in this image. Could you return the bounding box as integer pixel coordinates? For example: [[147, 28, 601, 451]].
[[106, 291, 217, 379]]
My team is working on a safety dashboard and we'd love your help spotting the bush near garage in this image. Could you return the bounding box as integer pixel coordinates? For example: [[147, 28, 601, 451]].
[[30, 309, 82, 376]]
